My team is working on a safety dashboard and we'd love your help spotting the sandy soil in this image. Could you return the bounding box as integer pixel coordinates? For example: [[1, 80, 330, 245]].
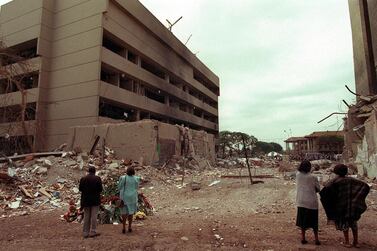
[[0, 168, 376, 251]]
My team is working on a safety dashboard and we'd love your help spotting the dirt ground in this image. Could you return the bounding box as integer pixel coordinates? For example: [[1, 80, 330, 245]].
[[0, 168, 376, 251]]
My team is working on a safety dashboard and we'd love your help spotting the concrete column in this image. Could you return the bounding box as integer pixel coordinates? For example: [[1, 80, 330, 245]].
[[121, 48, 127, 59], [115, 73, 120, 87], [165, 96, 170, 106], [348, 0, 377, 96], [135, 110, 140, 121], [165, 74, 170, 83]]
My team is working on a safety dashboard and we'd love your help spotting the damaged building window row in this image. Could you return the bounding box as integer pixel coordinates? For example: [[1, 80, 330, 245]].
[[98, 97, 217, 127], [0, 135, 34, 155], [193, 70, 219, 96], [0, 102, 36, 123], [0, 71, 39, 94], [102, 32, 218, 107], [100, 66, 218, 123], [0, 38, 38, 66]]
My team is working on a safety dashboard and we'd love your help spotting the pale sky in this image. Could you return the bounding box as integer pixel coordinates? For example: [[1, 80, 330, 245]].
[[0, 0, 356, 146]]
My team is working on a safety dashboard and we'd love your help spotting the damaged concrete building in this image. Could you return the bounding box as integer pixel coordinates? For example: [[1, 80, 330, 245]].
[[0, 0, 219, 154], [345, 0, 377, 178]]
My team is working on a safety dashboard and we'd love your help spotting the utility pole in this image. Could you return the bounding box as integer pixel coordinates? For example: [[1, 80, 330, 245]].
[[241, 134, 253, 185]]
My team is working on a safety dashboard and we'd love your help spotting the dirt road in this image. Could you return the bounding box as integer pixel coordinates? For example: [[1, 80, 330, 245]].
[[1, 168, 376, 251]]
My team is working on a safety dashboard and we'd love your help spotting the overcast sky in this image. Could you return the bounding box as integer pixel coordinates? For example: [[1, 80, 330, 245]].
[[139, 0, 356, 146], [0, 0, 356, 146]]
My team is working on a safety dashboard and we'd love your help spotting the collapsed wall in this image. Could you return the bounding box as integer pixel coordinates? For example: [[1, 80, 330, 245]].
[[67, 120, 216, 165], [344, 99, 377, 178], [346, 0, 377, 179]]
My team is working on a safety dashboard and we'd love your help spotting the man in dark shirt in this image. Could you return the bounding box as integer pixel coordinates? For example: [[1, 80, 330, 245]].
[[79, 166, 103, 238]]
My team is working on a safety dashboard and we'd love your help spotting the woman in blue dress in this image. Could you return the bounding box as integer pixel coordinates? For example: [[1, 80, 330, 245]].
[[118, 166, 140, 233]]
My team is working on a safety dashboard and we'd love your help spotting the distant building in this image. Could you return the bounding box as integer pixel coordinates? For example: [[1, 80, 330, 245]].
[[285, 131, 344, 160], [0, 0, 219, 154]]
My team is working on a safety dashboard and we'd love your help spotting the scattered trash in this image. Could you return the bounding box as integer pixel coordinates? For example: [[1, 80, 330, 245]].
[[214, 234, 221, 240], [36, 167, 48, 175], [134, 211, 146, 220], [191, 181, 201, 190], [208, 180, 221, 186], [8, 200, 21, 209], [7, 166, 16, 177]]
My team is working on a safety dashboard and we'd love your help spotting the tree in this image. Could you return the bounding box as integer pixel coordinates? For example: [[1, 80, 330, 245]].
[[270, 142, 283, 153], [253, 141, 283, 155], [231, 132, 257, 156], [219, 130, 232, 158], [218, 130, 257, 158], [253, 141, 273, 154]]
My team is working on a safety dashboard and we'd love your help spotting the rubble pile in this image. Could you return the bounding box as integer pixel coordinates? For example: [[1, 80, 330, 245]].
[[1, 147, 375, 221], [0, 153, 83, 218], [216, 157, 281, 169], [0, 146, 218, 219], [161, 155, 214, 175], [0, 146, 139, 219]]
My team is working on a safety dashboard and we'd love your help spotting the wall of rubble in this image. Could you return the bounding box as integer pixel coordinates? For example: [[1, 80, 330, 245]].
[[347, 0, 377, 179], [67, 120, 216, 165], [354, 109, 377, 178], [345, 102, 377, 179]]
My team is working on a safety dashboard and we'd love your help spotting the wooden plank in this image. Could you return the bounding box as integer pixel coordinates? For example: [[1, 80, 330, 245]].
[[0, 151, 64, 163], [39, 187, 52, 198], [19, 185, 33, 198], [221, 175, 276, 179]]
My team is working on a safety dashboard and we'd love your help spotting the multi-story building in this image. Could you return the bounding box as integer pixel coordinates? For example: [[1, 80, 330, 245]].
[[0, 0, 220, 154], [343, 0, 377, 178]]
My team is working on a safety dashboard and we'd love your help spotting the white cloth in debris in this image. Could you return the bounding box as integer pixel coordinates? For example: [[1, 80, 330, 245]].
[[296, 171, 320, 210]]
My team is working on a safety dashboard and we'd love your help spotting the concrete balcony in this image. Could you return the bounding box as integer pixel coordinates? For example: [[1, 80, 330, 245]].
[[99, 81, 218, 132], [101, 47, 218, 115]]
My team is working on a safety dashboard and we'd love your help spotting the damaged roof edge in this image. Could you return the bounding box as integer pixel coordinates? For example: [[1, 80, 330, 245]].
[[112, 0, 220, 86]]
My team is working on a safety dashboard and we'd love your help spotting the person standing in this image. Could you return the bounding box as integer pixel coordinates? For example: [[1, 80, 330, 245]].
[[320, 164, 369, 248], [295, 160, 321, 245], [118, 166, 140, 234], [79, 166, 103, 238]]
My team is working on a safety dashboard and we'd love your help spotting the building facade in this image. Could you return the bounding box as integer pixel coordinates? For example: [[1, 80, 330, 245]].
[[0, 0, 220, 153], [344, 0, 377, 178]]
